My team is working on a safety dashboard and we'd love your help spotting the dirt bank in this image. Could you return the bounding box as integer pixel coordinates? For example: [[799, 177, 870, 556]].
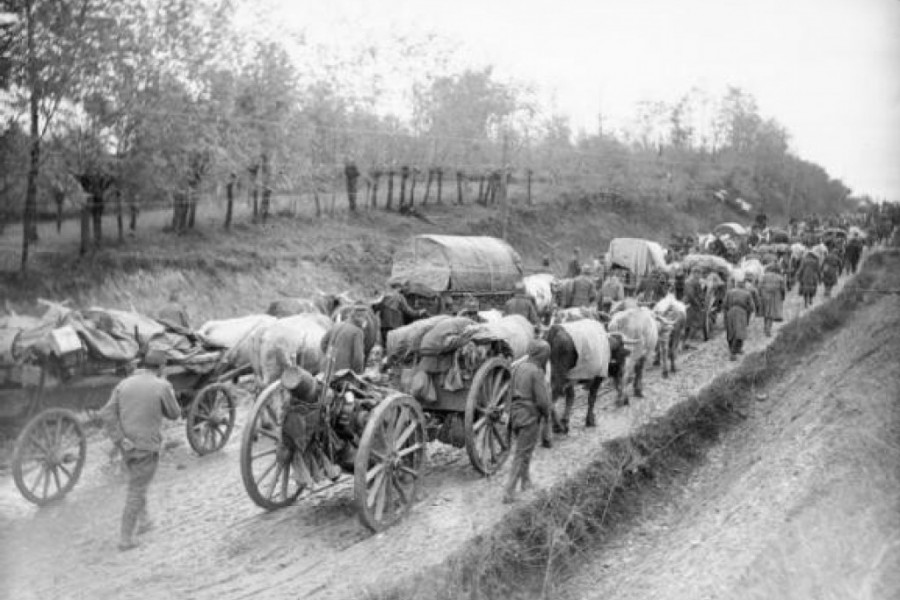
[[0, 257, 857, 599], [556, 271, 900, 599]]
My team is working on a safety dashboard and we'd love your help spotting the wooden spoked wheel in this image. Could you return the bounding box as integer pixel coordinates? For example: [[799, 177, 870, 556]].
[[186, 383, 237, 456], [464, 356, 512, 476], [240, 381, 303, 510], [354, 394, 426, 532], [13, 409, 87, 506]]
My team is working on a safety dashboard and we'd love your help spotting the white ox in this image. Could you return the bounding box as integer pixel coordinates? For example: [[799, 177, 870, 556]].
[[266, 291, 354, 318], [739, 258, 764, 284], [523, 273, 557, 322], [196, 314, 276, 366], [249, 313, 332, 386], [608, 306, 659, 399], [652, 294, 686, 378]]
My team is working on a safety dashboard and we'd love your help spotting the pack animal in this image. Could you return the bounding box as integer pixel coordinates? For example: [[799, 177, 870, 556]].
[[652, 294, 686, 378], [608, 306, 659, 398], [545, 320, 629, 433]]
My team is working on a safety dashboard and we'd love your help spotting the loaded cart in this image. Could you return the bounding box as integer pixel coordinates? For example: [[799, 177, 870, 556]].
[[681, 254, 733, 339], [239, 314, 529, 531], [1, 302, 250, 506], [389, 234, 524, 315]]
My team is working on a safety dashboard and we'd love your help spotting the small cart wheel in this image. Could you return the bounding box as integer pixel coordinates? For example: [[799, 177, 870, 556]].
[[354, 393, 426, 532], [464, 356, 512, 476], [240, 381, 303, 510], [13, 408, 87, 506], [186, 383, 237, 456]]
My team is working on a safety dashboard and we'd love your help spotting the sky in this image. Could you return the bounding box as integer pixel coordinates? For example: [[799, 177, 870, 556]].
[[248, 0, 900, 201]]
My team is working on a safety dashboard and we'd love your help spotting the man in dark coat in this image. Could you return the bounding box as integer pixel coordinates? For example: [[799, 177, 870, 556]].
[[321, 309, 366, 374], [844, 236, 863, 274], [759, 264, 786, 337], [503, 339, 551, 504], [821, 250, 842, 297], [99, 349, 181, 551], [566, 248, 581, 279], [682, 268, 705, 347], [568, 267, 597, 308], [373, 282, 425, 347], [503, 282, 540, 326], [723, 278, 756, 360], [796, 252, 821, 308]]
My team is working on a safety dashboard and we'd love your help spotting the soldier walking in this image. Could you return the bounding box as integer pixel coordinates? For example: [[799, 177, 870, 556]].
[[99, 350, 181, 551], [503, 340, 552, 504]]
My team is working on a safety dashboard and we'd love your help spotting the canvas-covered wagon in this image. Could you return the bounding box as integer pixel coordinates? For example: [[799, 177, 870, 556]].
[[606, 237, 668, 294], [389, 235, 524, 315]]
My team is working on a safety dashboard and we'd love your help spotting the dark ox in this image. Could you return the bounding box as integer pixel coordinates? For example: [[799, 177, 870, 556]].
[[545, 323, 629, 434]]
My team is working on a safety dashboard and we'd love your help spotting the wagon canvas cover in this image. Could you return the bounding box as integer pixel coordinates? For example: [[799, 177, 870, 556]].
[[606, 238, 667, 277], [390, 235, 523, 293]]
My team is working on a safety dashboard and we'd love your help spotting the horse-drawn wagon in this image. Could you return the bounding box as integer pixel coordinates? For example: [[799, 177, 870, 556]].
[[389, 235, 523, 315], [238, 313, 531, 531], [2, 302, 251, 506]]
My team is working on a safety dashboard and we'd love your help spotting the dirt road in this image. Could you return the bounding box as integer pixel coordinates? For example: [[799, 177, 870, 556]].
[[558, 285, 900, 599], [0, 277, 848, 600]]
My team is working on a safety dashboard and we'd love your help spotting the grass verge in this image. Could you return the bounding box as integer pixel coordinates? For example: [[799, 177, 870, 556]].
[[364, 248, 900, 600]]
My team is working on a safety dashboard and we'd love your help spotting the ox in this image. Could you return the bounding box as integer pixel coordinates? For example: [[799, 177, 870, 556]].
[[196, 314, 276, 366], [608, 306, 658, 398], [523, 273, 557, 324], [249, 313, 332, 386], [545, 319, 629, 433], [266, 291, 353, 318], [652, 294, 686, 378]]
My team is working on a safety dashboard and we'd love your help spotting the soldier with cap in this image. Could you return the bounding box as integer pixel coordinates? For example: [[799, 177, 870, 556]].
[[503, 281, 540, 326], [503, 339, 552, 504], [321, 307, 367, 374], [373, 281, 426, 347], [99, 349, 181, 551], [279, 366, 341, 486]]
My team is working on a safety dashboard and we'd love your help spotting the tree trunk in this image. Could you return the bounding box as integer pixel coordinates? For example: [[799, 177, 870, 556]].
[[21, 0, 39, 273], [116, 189, 124, 242], [129, 200, 138, 231], [437, 169, 443, 204], [526, 169, 533, 205], [410, 169, 418, 206], [260, 154, 271, 224], [91, 193, 103, 246], [314, 191, 321, 218], [249, 166, 259, 223], [477, 174, 485, 205], [386, 170, 394, 210], [54, 189, 64, 233], [187, 188, 197, 228], [365, 179, 371, 211], [399, 166, 409, 211], [225, 177, 234, 229], [370, 172, 380, 209], [456, 171, 465, 205], [80, 205, 90, 256]]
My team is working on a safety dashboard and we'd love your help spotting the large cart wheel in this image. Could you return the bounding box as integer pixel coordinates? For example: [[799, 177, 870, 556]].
[[186, 383, 237, 456], [354, 394, 426, 532], [240, 381, 303, 510], [464, 356, 512, 476], [12, 409, 87, 506]]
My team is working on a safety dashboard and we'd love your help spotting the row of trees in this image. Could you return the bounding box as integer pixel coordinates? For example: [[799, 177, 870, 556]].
[[0, 0, 861, 272]]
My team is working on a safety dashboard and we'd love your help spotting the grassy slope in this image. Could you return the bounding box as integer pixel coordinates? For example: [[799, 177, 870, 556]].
[[1, 191, 743, 322]]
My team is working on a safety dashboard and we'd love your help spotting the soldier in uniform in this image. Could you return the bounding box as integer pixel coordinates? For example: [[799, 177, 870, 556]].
[[503, 339, 551, 504], [99, 349, 181, 551]]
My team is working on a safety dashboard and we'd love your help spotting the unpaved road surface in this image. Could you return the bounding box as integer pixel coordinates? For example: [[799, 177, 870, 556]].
[[0, 277, 848, 600], [559, 286, 900, 599]]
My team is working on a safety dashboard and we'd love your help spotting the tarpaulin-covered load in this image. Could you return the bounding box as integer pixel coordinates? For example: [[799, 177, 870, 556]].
[[713, 222, 749, 238], [606, 238, 667, 278], [682, 254, 733, 277], [390, 235, 523, 293], [386, 315, 453, 362], [467, 315, 534, 359]]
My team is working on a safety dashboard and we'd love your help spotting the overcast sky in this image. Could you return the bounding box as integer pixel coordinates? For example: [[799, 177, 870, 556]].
[[261, 0, 900, 201]]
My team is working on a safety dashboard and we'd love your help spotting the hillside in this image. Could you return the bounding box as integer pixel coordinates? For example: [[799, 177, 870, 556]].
[[1, 192, 743, 320]]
